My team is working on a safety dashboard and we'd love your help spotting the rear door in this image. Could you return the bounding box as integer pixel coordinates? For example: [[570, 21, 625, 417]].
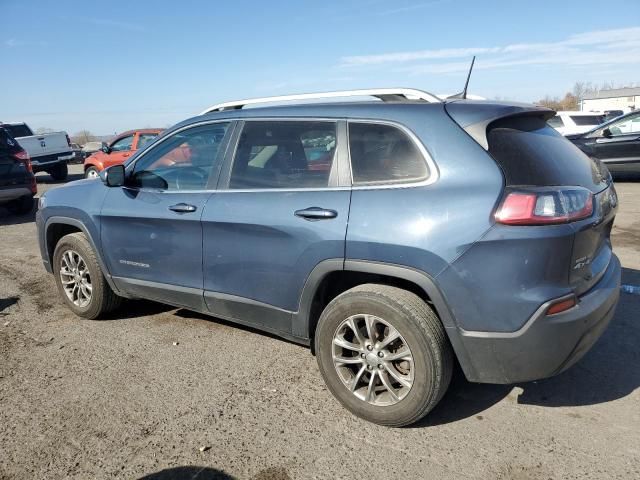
[[591, 111, 640, 172], [201, 119, 350, 335], [100, 121, 233, 310]]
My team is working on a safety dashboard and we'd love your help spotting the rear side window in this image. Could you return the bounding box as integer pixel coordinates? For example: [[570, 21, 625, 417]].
[[230, 121, 336, 189], [487, 116, 608, 190], [570, 115, 604, 126], [348, 123, 428, 185], [4, 124, 32, 138]]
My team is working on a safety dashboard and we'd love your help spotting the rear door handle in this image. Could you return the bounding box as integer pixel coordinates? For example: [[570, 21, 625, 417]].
[[169, 203, 197, 213], [294, 207, 337, 220]]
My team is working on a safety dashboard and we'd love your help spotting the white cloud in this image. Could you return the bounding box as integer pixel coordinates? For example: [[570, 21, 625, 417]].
[[339, 26, 640, 73]]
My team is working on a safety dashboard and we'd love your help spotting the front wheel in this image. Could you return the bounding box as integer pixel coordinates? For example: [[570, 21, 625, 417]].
[[315, 284, 453, 427], [84, 166, 100, 179], [53, 232, 123, 319], [49, 162, 68, 181]]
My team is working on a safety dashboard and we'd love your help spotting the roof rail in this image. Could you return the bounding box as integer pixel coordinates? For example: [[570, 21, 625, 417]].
[[199, 88, 441, 114]]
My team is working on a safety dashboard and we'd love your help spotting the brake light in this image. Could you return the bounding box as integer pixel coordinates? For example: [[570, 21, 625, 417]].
[[495, 187, 593, 225], [12, 149, 33, 173]]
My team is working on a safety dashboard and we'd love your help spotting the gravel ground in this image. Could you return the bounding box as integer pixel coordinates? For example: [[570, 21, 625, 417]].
[[1, 165, 639, 480]]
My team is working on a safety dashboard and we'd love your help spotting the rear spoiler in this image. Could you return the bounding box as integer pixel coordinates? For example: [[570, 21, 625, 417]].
[[445, 100, 555, 150]]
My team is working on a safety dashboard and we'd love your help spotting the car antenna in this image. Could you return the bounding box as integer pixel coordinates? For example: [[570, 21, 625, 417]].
[[448, 56, 476, 100]]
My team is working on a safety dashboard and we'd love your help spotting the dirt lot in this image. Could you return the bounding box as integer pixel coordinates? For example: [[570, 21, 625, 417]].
[[1, 165, 639, 480]]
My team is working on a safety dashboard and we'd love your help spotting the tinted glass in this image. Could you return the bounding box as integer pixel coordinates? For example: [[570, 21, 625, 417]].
[[230, 121, 336, 189], [110, 135, 134, 152], [348, 123, 427, 185], [137, 133, 159, 149], [4, 124, 32, 138], [131, 123, 229, 190], [487, 116, 608, 192], [570, 115, 604, 126]]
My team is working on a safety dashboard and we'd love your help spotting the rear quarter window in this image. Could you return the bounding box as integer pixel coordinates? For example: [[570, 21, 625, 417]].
[[348, 122, 428, 185], [487, 115, 608, 191]]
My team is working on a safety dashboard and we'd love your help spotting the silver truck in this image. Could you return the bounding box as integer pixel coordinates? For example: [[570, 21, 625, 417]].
[[0, 122, 73, 180]]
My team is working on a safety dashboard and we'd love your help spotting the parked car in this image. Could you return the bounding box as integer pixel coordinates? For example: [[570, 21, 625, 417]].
[[83, 129, 162, 178], [81, 141, 104, 158], [0, 122, 73, 180], [0, 126, 37, 214], [547, 111, 605, 135], [567, 109, 640, 175], [36, 89, 620, 427]]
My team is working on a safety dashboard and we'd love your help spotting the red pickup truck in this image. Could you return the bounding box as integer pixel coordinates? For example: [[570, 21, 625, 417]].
[[83, 128, 163, 178]]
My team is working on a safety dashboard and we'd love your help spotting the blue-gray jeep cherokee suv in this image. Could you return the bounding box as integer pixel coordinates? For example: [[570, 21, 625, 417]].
[[36, 89, 621, 426]]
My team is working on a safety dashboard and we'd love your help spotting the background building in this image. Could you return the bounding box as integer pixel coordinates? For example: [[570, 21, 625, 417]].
[[582, 87, 640, 113]]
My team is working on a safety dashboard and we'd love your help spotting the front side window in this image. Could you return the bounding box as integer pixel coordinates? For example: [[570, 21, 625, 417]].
[[229, 121, 336, 189], [130, 123, 229, 191], [607, 112, 640, 136], [348, 122, 428, 185], [110, 135, 134, 152]]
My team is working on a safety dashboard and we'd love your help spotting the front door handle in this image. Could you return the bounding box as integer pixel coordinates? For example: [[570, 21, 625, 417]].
[[294, 207, 337, 220], [169, 203, 197, 213]]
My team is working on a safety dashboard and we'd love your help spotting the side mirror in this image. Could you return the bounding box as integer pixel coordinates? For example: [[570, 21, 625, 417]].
[[101, 144, 111, 154], [100, 164, 125, 187], [602, 127, 613, 138]]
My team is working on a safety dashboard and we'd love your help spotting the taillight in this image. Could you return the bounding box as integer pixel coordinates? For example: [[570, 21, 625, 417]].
[[13, 149, 33, 173], [495, 187, 594, 225]]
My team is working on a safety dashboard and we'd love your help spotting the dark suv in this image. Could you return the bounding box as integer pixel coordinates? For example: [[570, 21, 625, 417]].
[[36, 89, 621, 426], [1, 126, 37, 214]]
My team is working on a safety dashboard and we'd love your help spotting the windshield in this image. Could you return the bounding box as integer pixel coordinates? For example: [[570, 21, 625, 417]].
[[4, 124, 32, 138]]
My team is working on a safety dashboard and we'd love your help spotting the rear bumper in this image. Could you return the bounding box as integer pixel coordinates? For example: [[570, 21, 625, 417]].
[[31, 152, 73, 170], [0, 186, 32, 203], [455, 254, 621, 384]]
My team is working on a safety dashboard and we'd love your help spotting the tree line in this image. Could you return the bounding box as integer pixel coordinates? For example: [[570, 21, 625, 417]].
[[536, 81, 639, 111]]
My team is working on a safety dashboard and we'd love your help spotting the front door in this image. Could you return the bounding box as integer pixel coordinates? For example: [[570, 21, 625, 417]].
[[105, 134, 135, 168], [100, 121, 233, 310], [592, 111, 640, 172], [201, 119, 350, 335]]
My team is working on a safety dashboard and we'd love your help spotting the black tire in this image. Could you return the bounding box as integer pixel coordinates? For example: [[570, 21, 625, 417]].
[[7, 195, 34, 214], [315, 284, 453, 427], [49, 162, 68, 181], [52, 232, 122, 319], [84, 166, 100, 179]]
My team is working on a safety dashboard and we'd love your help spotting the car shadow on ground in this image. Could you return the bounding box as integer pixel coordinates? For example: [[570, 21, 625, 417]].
[[417, 267, 640, 427], [0, 204, 38, 226], [35, 171, 84, 185], [138, 466, 234, 480]]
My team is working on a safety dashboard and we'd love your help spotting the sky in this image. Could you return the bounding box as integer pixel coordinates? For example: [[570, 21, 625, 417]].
[[1, 0, 639, 135]]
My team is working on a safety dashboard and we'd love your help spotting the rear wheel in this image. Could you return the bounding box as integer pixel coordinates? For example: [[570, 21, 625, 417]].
[[315, 284, 453, 426], [53, 232, 122, 319], [49, 162, 68, 181], [84, 166, 100, 179]]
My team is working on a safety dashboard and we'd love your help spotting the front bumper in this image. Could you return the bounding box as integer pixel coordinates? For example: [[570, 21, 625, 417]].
[[455, 254, 621, 384]]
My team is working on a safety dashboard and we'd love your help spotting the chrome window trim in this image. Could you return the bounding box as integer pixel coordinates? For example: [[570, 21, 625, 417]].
[[124, 117, 439, 194]]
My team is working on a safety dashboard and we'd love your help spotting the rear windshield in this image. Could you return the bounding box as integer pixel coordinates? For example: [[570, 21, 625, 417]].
[[570, 115, 604, 126], [487, 115, 608, 192], [0, 128, 20, 152], [4, 124, 32, 138]]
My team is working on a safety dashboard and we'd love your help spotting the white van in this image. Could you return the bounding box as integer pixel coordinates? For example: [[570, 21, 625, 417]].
[[547, 111, 605, 136]]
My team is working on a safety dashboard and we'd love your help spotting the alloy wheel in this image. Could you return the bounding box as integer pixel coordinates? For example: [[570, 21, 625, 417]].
[[332, 314, 414, 406], [59, 249, 92, 308]]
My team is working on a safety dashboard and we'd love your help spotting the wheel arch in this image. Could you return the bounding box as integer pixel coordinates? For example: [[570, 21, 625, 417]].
[[293, 259, 476, 378], [44, 216, 122, 295]]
